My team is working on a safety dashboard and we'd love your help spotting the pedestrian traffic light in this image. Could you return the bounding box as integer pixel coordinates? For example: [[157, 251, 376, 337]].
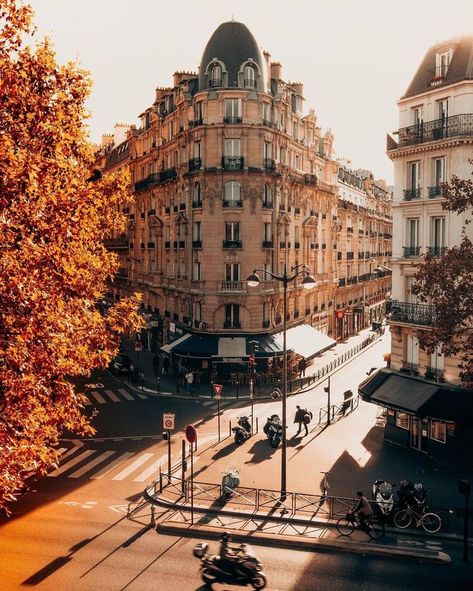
[[162, 431, 169, 441], [249, 354, 255, 365]]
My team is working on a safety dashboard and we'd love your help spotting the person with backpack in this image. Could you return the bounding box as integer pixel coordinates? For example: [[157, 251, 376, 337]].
[[294, 405, 311, 436]]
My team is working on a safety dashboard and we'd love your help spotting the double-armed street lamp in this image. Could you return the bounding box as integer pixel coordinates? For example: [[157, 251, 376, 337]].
[[247, 264, 316, 499]]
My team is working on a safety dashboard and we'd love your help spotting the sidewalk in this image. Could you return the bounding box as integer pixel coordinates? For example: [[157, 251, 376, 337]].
[[120, 327, 387, 400]]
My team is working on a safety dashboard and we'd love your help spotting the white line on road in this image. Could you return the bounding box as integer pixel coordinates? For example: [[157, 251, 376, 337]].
[[111, 453, 154, 481], [91, 391, 106, 404], [118, 388, 135, 401], [104, 389, 120, 402], [133, 455, 167, 482], [90, 452, 135, 480], [47, 450, 96, 477], [68, 451, 116, 478], [134, 391, 148, 399]]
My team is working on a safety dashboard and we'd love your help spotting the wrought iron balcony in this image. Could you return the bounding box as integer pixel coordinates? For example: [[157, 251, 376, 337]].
[[262, 240, 273, 248], [428, 185, 444, 198], [223, 240, 242, 249], [263, 158, 276, 171], [164, 241, 170, 249], [294, 242, 300, 249], [224, 116, 242, 124], [338, 278, 346, 287], [400, 360, 420, 375], [347, 227, 354, 234], [223, 199, 242, 208], [427, 246, 447, 257], [161, 167, 177, 182], [219, 281, 245, 292], [222, 156, 244, 170], [192, 200, 202, 208], [304, 174, 317, 186], [244, 78, 256, 88], [192, 240, 202, 249], [394, 113, 473, 149], [190, 118, 203, 127], [347, 251, 354, 260], [209, 78, 222, 87], [262, 200, 273, 209], [188, 157, 202, 172], [388, 300, 436, 326], [403, 246, 421, 258], [403, 188, 421, 201], [425, 367, 445, 381], [262, 119, 272, 127], [262, 319, 270, 328], [224, 320, 241, 329]]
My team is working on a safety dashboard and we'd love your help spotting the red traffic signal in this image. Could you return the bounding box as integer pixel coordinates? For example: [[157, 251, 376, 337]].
[[249, 354, 255, 365]]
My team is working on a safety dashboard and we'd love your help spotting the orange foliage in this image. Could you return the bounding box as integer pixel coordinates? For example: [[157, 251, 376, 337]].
[[0, 1, 143, 512]]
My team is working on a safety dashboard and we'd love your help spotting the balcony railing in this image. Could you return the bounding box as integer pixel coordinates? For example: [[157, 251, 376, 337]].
[[219, 281, 245, 292], [223, 200, 243, 208], [224, 320, 241, 329], [161, 167, 177, 182], [262, 201, 273, 209], [338, 278, 346, 287], [347, 251, 354, 260], [388, 300, 436, 326], [304, 174, 317, 186], [192, 200, 202, 208], [428, 185, 444, 198], [403, 246, 421, 258], [403, 188, 421, 201], [224, 116, 242, 124], [263, 158, 276, 171], [192, 240, 202, 249], [262, 319, 270, 328], [427, 246, 447, 257], [425, 367, 445, 381], [188, 157, 202, 172], [400, 360, 420, 375], [209, 78, 222, 87], [294, 241, 300, 249], [223, 240, 242, 249], [395, 113, 473, 148], [262, 240, 273, 248], [244, 78, 256, 88], [222, 156, 244, 170]]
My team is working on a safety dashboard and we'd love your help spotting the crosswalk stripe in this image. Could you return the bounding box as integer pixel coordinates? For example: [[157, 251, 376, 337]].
[[117, 388, 135, 401], [47, 449, 96, 477], [90, 452, 135, 480], [111, 453, 154, 481], [83, 398, 93, 406], [104, 389, 120, 402], [133, 454, 167, 482], [91, 391, 106, 404], [202, 401, 214, 407], [69, 451, 116, 478], [134, 391, 148, 399]]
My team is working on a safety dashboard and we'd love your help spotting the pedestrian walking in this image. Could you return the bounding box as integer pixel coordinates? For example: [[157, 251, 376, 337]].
[[185, 370, 194, 395], [294, 405, 310, 436], [298, 358, 306, 377]]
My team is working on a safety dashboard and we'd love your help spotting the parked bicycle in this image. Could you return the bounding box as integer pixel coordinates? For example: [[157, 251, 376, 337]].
[[336, 512, 386, 540], [393, 505, 442, 533]]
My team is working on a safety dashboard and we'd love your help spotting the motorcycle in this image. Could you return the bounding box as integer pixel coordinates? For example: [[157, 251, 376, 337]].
[[221, 467, 240, 501], [194, 541, 267, 589], [372, 480, 396, 520], [263, 414, 283, 448], [233, 415, 252, 445], [397, 480, 427, 509]]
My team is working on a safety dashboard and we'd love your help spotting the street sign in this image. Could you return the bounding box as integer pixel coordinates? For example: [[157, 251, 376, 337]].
[[212, 383, 223, 399], [163, 412, 175, 430], [134, 341, 143, 352], [336, 311, 345, 319], [185, 425, 197, 443]]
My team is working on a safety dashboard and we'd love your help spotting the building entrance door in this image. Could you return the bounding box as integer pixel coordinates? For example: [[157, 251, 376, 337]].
[[410, 418, 422, 450]]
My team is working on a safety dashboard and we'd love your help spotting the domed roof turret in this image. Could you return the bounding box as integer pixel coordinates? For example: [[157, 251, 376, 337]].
[[198, 21, 265, 91]]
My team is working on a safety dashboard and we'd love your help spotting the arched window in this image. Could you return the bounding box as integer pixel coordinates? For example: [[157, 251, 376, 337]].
[[193, 182, 201, 207], [244, 65, 256, 88], [224, 181, 241, 207], [210, 64, 222, 87]]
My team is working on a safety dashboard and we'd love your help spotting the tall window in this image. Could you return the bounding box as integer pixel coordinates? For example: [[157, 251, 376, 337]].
[[225, 263, 240, 281], [430, 217, 445, 248], [412, 106, 423, 126], [193, 221, 201, 241], [194, 302, 201, 322], [224, 181, 241, 205], [406, 335, 419, 366], [433, 157, 445, 189], [225, 304, 240, 327], [192, 261, 201, 280], [263, 222, 272, 242], [264, 142, 272, 159], [295, 154, 301, 170], [225, 221, 240, 241], [263, 184, 272, 206], [406, 276, 418, 304], [430, 345, 445, 370], [224, 138, 240, 156], [294, 226, 300, 245], [210, 64, 222, 86], [224, 99, 241, 122], [408, 161, 420, 192], [262, 102, 271, 123], [193, 182, 201, 204], [244, 65, 255, 88], [194, 101, 203, 121], [194, 141, 201, 158], [406, 218, 419, 247], [437, 98, 449, 120], [263, 302, 270, 324]]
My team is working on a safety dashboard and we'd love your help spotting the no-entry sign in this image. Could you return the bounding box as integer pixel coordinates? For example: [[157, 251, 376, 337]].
[[186, 425, 197, 444], [163, 413, 175, 430], [212, 383, 223, 399], [336, 311, 345, 320], [134, 341, 143, 351]]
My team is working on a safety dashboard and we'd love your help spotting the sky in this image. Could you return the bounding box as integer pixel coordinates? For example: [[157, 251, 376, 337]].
[[27, 0, 473, 184]]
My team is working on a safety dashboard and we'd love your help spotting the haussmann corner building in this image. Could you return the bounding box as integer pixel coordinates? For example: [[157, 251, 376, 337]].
[[99, 21, 392, 385], [360, 36, 473, 463]]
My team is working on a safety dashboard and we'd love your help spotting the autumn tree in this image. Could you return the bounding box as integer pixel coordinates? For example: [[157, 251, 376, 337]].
[[0, 0, 142, 512], [412, 164, 473, 382]]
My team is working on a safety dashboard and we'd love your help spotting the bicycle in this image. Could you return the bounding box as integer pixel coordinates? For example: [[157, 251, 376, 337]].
[[393, 505, 442, 533], [336, 512, 386, 540]]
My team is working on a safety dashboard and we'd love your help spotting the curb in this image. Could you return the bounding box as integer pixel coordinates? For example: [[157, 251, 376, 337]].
[[156, 521, 452, 564]]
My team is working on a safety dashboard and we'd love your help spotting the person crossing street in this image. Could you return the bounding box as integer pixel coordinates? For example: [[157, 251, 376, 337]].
[[294, 405, 310, 437]]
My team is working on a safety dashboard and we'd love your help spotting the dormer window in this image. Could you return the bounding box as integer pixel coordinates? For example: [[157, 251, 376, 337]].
[[210, 64, 222, 87], [432, 49, 452, 84], [244, 65, 256, 88]]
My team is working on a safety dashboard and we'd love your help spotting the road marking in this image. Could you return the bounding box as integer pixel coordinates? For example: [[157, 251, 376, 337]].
[[69, 451, 116, 478], [104, 389, 120, 402], [133, 454, 167, 482], [108, 504, 130, 515], [111, 453, 154, 481], [83, 398, 93, 406], [47, 449, 96, 477], [117, 388, 135, 401], [91, 391, 106, 404], [90, 452, 135, 480], [134, 391, 148, 399]]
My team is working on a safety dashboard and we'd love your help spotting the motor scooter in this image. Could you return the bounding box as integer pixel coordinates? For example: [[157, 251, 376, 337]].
[[233, 416, 251, 445], [372, 480, 396, 520], [263, 414, 283, 448], [221, 467, 240, 501]]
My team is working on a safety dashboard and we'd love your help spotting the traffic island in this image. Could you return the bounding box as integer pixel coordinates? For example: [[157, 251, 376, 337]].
[[157, 521, 452, 564]]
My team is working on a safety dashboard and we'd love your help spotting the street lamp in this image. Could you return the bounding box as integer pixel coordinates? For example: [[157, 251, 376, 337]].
[[247, 264, 316, 498]]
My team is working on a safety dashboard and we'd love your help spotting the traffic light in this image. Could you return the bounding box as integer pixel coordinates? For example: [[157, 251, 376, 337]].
[[324, 386, 330, 393], [249, 354, 255, 366], [162, 431, 169, 441]]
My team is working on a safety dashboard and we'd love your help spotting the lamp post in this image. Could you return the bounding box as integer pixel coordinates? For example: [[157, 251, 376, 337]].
[[247, 264, 316, 498]]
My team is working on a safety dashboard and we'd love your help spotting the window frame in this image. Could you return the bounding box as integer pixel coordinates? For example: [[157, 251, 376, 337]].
[[430, 420, 446, 444], [395, 412, 410, 430]]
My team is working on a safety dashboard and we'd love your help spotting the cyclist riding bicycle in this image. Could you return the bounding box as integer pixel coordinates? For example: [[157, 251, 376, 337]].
[[349, 491, 373, 532]]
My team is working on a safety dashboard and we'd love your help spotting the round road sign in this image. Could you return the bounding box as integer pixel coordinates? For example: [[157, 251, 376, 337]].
[[185, 425, 197, 444]]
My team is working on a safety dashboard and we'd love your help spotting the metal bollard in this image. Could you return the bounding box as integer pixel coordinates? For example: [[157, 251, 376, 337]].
[[229, 420, 232, 437], [256, 417, 259, 433]]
